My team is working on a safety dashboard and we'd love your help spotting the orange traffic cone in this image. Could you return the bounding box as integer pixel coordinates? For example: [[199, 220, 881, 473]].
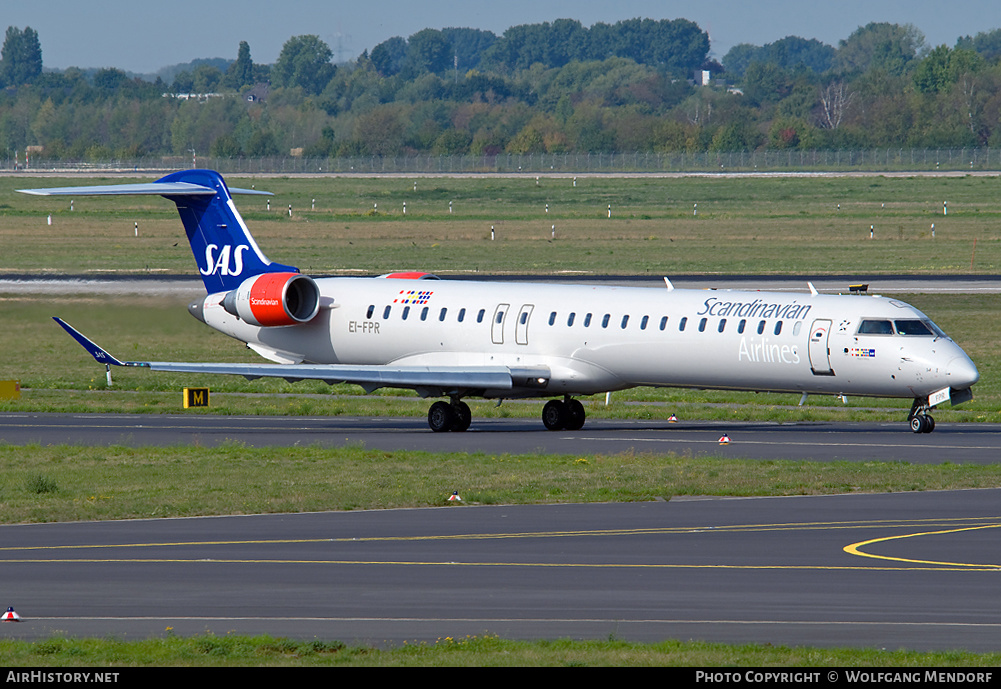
[[668, 414, 678, 423], [718, 433, 730, 445], [2, 606, 20, 621], [448, 491, 461, 502]]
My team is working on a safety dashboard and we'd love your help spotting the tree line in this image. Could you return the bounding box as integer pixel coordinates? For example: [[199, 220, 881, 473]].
[[2, 19, 1001, 162]]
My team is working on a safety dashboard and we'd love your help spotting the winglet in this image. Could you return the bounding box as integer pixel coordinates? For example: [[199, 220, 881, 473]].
[[663, 277, 675, 291], [52, 317, 135, 367]]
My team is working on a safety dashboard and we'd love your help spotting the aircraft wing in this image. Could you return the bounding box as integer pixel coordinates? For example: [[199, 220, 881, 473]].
[[53, 318, 549, 394]]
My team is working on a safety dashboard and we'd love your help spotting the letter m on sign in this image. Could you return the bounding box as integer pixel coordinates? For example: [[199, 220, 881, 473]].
[[183, 387, 210, 408]]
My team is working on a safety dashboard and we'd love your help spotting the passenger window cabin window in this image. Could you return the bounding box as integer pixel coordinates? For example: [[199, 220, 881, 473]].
[[477, 309, 485, 323], [383, 305, 391, 319], [757, 320, 766, 335], [602, 314, 610, 328], [679, 317, 687, 331], [792, 321, 801, 336], [549, 311, 557, 326], [439, 308, 447, 322], [659, 316, 668, 331], [402, 306, 410, 320], [774, 321, 782, 336], [520, 311, 528, 325], [584, 313, 592, 327], [737, 319, 746, 334], [698, 318, 707, 332], [458, 308, 465, 322], [421, 307, 429, 321], [496, 311, 504, 324], [718, 319, 726, 333], [366, 305, 375, 319], [621, 315, 629, 329], [640, 315, 649, 330], [567, 313, 575, 327]]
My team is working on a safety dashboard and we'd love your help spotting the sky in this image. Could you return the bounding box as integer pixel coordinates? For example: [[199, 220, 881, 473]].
[[5, 0, 1001, 75]]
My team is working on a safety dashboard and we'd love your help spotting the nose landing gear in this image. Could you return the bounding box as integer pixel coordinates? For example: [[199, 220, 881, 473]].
[[908, 398, 936, 434]]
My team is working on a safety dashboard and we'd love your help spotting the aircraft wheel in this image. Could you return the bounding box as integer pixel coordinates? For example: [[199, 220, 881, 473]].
[[542, 400, 567, 430], [564, 399, 586, 431], [910, 414, 934, 434], [451, 401, 471, 432], [428, 401, 455, 432]]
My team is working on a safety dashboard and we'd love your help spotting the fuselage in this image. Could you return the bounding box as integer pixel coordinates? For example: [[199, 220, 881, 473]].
[[193, 277, 980, 401]]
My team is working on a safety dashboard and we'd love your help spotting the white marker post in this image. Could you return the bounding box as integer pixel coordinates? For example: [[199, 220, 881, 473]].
[[288, 204, 292, 217], [551, 224, 555, 239], [694, 203, 697, 216], [47, 214, 51, 226], [267, 199, 270, 211], [312, 198, 315, 211], [491, 225, 495, 241], [931, 223, 935, 238], [944, 201, 948, 216], [449, 201, 453, 214], [608, 204, 611, 219], [403, 202, 406, 215], [870, 225, 874, 239]]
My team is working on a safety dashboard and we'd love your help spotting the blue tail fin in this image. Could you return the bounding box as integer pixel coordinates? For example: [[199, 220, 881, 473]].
[[155, 170, 298, 292], [18, 169, 299, 293]]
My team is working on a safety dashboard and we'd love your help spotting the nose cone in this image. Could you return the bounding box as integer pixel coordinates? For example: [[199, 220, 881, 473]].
[[947, 355, 980, 389], [187, 297, 206, 324]]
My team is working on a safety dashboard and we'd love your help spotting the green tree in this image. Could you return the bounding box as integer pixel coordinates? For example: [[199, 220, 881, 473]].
[[271, 35, 335, 95], [1, 26, 42, 86], [224, 41, 254, 89], [914, 45, 982, 93], [370, 36, 408, 76], [407, 29, 452, 75], [836, 23, 925, 76]]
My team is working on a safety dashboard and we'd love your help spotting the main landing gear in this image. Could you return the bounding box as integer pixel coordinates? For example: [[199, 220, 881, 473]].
[[542, 397, 586, 431], [427, 399, 471, 433], [908, 398, 936, 434], [426, 396, 588, 432]]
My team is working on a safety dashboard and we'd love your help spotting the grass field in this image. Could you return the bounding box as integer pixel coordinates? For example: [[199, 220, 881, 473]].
[[2, 173, 999, 276]]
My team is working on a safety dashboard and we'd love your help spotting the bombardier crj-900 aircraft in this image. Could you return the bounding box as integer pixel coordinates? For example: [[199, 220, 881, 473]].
[[21, 170, 979, 434]]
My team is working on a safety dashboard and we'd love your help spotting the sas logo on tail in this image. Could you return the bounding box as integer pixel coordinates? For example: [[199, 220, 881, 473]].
[[200, 244, 250, 276]]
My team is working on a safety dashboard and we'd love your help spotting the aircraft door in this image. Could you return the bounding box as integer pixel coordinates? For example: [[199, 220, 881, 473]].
[[808, 319, 835, 375], [491, 304, 509, 344], [515, 304, 534, 345]]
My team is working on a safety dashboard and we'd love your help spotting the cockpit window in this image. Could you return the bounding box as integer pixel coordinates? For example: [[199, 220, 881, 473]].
[[894, 319, 935, 336], [857, 319, 893, 335]]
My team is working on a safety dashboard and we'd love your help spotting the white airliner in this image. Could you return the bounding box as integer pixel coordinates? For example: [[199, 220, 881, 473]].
[[21, 170, 979, 434]]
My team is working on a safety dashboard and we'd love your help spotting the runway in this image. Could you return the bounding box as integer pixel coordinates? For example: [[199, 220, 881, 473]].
[[1, 412, 998, 464], [1, 491, 1000, 651]]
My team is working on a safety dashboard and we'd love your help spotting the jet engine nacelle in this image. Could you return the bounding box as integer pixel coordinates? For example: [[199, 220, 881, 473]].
[[221, 272, 320, 327]]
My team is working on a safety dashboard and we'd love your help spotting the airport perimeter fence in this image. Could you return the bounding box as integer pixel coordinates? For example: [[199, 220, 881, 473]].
[[8, 147, 1001, 175]]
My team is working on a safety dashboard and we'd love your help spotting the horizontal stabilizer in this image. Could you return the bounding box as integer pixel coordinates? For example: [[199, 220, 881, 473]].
[[18, 182, 270, 196]]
